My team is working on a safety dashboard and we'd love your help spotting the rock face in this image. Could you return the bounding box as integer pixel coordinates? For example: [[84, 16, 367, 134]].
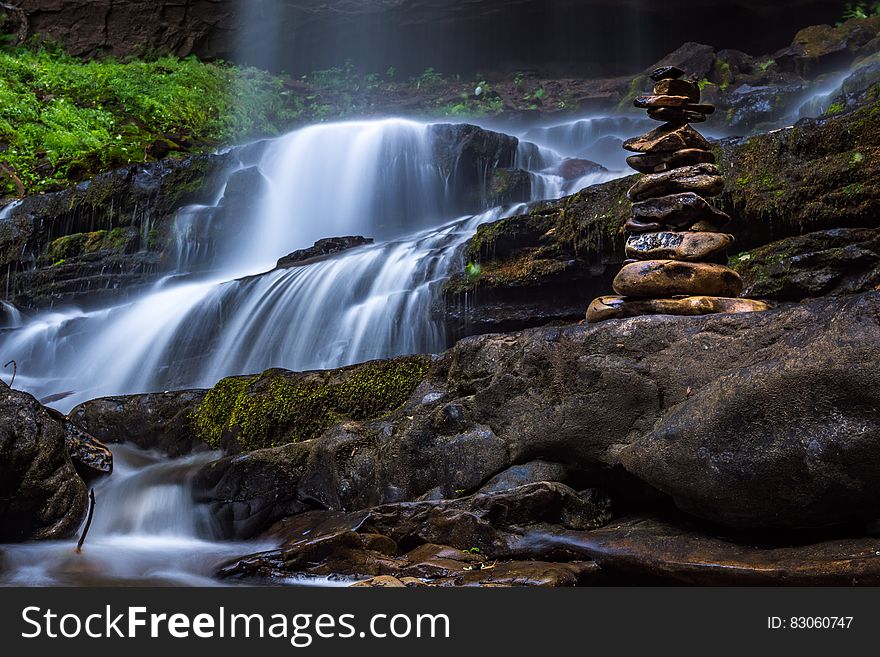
[[0, 152, 236, 310], [731, 228, 880, 302], [0, 383, 88, 541], [5, 1, 846, 79]]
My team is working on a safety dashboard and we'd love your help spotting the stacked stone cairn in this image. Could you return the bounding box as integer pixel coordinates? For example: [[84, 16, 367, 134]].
[[587, 66, 770, 323]]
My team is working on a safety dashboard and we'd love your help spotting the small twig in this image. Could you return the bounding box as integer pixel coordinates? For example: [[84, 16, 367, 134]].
[[75, 489, 96, 554], [3, 359, 16, 388]]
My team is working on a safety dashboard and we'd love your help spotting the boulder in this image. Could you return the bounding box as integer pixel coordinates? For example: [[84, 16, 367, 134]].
[[621, 329, 880, 529], [612, 260, 743, 297], [552, 158, 608, 180], [0, 383, 87, 541], [69, 390, 209, 457], [44, 408, 113, 483]]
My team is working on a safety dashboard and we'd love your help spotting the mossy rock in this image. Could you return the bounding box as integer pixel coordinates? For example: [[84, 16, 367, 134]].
[[192, 356, 431, 452]]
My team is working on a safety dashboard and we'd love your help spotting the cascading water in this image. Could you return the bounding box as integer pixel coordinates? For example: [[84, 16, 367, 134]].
[[0, 118, 619, 411], [0, 446, 279, 586], [0, 117, 620, 586]]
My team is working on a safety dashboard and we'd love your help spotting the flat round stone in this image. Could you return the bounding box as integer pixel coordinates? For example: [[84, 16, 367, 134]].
[[627, 163, 724, 202], [612, 260, 744, 298], [587, 295, 770, 323], [623, 123, 711, 154], [650, 66, 685, 81], [653, 79, 700, 102], [634, 95, 692, 109], [627, 148, 715, 173], [626, 231, 734, 262], [631, 192, 730, 229]]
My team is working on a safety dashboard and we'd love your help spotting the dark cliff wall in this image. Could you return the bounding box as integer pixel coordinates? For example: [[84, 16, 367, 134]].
[[5, 0, 847, 75]]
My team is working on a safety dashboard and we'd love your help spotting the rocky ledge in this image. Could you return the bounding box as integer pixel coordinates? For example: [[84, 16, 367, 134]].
[[443, 95, 880, 337], [59, 291, 880, 585]]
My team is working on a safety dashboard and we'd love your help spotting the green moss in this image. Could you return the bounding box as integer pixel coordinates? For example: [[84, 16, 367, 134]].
[[825, 101, 846, 115], [43, 227, 130, 263], [617, 74, 648, 111], [192, 357, 430, 451]]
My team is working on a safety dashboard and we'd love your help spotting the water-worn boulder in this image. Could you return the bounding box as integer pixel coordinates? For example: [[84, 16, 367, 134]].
[[0, 382, 88, 541], [620, 333, 880, 529], [69, 390, 209, 457]]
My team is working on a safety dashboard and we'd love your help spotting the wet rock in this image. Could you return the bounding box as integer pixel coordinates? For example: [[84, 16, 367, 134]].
[[621, 329, 880, 529], [432, 561, 599, 587], [486, 168, 533, 206], [193, 441, 313, 539], [650, 65, 686, 82], [652, 79, 700, 101], [586, 295, 769, 323], [351, 575, 406, 587], [0, 382, 87, 541], [731, 228, 880, 302], [631, 192, 730, 228], [69, 390, 209, 457], [428, 123, 519, 214], [628, 163, 723, 202], [514, 515, 880, 585], [626, 231, 733, 262], [49, 410, 113, 483], [623, 123, 712, 154], [774, 17, 880, 77], [633, 95, 692, 109], [553, 158, 608, 180], [627, 149, 716, 174], [0, 152, 234, 310], [276, 236, 374, 269], [477, 460, 571, 494], [613, 260, 743, 298]]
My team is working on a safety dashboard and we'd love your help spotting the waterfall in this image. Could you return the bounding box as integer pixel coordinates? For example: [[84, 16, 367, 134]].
[[0, 446, 276, 586], [0, 118, 622, 412]]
